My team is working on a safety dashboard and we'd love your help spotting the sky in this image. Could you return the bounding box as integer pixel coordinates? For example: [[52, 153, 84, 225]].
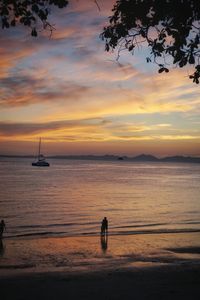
[[0, 0, 200, 157]]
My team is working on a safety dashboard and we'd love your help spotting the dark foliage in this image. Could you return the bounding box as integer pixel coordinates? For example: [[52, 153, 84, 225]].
[[0, 0, 68, 36], [101, 0, 200, 83], [1, 1, 200, 84]]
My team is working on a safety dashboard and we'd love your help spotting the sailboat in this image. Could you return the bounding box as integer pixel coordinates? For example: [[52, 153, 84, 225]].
[[32, 138, 50, 167]]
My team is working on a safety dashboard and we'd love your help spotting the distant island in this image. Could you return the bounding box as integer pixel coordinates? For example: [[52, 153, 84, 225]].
[[0, 154, 200, 164]]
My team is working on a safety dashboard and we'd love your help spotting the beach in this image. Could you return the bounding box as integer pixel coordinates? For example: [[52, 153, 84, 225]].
[[1, 159, 200, 298], [1, 232, 200, 299]]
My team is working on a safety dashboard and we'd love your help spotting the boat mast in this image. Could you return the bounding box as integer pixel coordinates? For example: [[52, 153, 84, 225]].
[[38, 137, 41, 158]]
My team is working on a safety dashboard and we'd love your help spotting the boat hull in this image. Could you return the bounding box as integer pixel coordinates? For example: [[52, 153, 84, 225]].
[[32, 161, 50, 167]]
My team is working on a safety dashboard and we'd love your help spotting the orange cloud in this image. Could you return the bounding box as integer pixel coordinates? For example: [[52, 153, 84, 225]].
[[0, 0, 199, 156]]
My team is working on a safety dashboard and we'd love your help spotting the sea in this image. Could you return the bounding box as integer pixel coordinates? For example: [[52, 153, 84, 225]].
[[0, 157, 200, 276], [0, 157, 200, 239]]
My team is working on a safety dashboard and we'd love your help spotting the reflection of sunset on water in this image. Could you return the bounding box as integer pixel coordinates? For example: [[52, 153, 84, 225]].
[[1, 232, 200, 277], [1, 159, 200, 239]]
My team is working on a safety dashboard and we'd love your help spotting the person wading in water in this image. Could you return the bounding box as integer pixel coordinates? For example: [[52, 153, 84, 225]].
[[101, 217, 108, 235]]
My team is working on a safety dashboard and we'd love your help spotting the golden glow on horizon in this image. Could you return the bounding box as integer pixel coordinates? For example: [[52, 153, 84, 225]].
[[0, 0, 200, 156]]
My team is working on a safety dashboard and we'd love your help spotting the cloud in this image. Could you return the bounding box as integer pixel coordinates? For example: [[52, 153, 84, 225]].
[[0, 72, 90, 107], [154, 124, 172, 128], [158, 135, 200, 140], [0, 40, 36, 78], [0, 0, 200, 155], [0, 117, 109, 137], [1, 115, 199, 145]]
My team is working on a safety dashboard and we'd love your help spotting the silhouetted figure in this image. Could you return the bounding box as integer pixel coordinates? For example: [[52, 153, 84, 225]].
[[101, 217, 108, 235], [100, 234, 108, 253], [0, 220, 6, 238]]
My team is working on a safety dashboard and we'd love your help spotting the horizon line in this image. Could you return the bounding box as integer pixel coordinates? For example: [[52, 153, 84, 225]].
[[0, 153, 200, 159]]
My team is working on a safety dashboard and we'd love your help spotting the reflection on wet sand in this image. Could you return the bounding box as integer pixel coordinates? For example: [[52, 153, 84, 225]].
[[0, 233, 199, 278], [0, 239, 5, 257], [100, 234, 108, 253]]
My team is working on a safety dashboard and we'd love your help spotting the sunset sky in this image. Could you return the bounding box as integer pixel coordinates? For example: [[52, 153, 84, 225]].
[[0, 0, 200, 157]]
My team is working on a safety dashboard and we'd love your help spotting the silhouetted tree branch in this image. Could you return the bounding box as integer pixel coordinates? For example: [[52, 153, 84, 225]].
[[0, 0, 68, 36], [1, 1, 200, 83], [101, 0, 200, 83]]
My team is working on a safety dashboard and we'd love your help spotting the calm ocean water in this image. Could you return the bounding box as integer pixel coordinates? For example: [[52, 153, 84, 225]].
[[0, 158, 200, 239]]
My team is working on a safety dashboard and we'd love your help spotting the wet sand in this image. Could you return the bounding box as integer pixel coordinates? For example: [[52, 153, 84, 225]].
[[1, 264, 200, 300], [0, 233, 200, 299]]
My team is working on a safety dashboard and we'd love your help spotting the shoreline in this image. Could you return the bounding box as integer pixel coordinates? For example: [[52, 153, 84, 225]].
[[1, 232, 200, 299], [0, 232, 200, 277], [3, 227, 200, 240]]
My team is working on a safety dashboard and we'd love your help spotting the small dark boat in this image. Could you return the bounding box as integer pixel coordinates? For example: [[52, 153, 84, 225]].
[[118, 156, 124, 160], [32, 138, 50, 167]]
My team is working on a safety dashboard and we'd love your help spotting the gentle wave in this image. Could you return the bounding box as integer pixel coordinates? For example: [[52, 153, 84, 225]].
[[112, 222, 168, 229], [6, 231, 67, 239], [5, 227, 200, 240], [1, 158, 200, 242], [13, 221, 98, 229]]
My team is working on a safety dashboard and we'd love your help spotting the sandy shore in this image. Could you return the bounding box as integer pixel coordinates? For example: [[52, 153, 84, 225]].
[[1, 233, 200, 299], [1, 264, 200, 300]]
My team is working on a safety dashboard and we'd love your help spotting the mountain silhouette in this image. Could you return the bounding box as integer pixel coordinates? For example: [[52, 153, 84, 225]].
[[0, 154, 199, 163]]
